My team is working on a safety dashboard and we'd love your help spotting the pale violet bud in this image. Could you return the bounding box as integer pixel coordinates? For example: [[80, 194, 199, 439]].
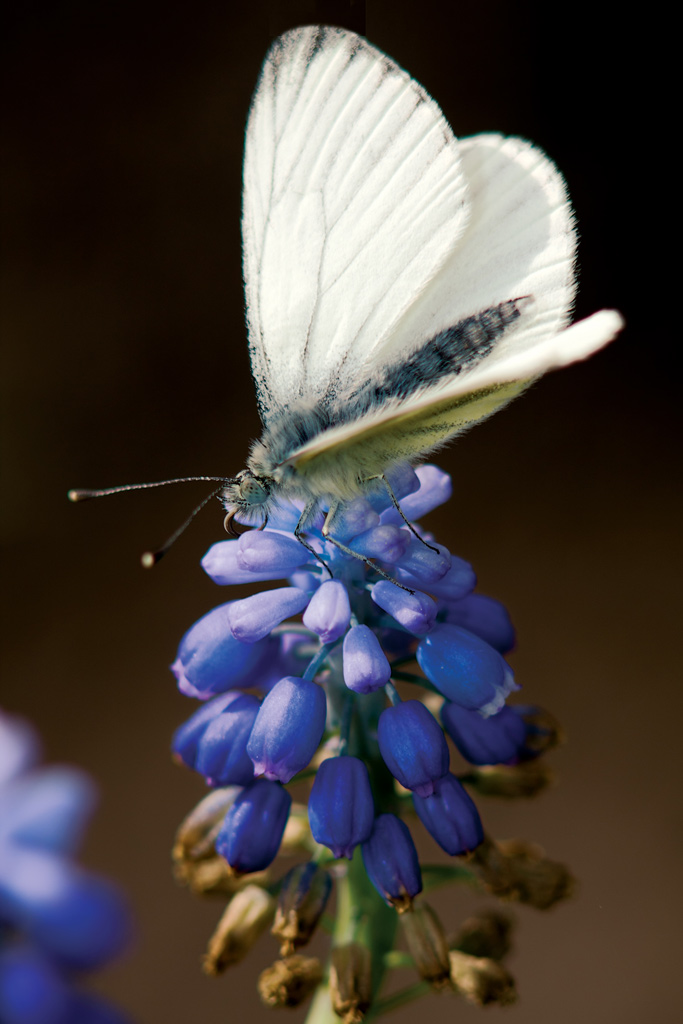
[[236, 530, 309, 574], [371, 582, 437, 637], [367, 463, 421, 513], [308, 756, 374, 859], [420, 556, 477, 601], [229, 588, 310, 643], [247, 677, 327, 783], [351, 524, 410, 563], [394, 538, 451, 584], [381, 465, 452, 524], [342, 625, 391, 694], [302, 580, 351, 644], [202, 539, 303, 585], [327, 497, 380, 542], [417, 624, 518, 715], [377, 700, 449, 797]]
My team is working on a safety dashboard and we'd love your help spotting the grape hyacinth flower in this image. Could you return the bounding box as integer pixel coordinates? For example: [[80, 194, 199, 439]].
[[170, 464, 570, 1019], [0, 712, 133, 1024]]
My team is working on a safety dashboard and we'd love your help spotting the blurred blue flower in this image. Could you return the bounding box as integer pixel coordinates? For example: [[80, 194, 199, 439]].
[[0, 712, 133, 1024]]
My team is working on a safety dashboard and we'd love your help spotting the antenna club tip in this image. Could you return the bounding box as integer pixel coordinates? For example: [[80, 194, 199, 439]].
[[140, 551, 158, 569], [68, 489, 86, 502]]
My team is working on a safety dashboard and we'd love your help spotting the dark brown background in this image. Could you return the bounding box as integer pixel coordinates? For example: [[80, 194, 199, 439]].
[[2, 2, 678, 1022]]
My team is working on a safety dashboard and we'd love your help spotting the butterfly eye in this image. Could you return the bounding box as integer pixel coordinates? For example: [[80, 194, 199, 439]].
[[239, 476, 269, 505]]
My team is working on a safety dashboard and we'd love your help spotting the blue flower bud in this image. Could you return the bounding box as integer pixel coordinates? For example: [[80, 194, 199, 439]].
[[413, 773, 484, 855], [381, 465, 451, 524], [394, 538, 451, 584], [173, 691, 261, 786], [247, 677, 327, 783], [202, 539, 304, 585], [351, 525, 410, 563], [215, 778, 291, 873], [308, 756, 374, 859], [361, 814, 422, 910], [302, 580, 351, 643], [420, 556, 477, 601], [445, 593, 515, 653], [416, 623, 518, 715], [171, 603, 274, 699], [0, 767, 96, 856], [371, 582, 437, 637], [342, 625, 391, 694], [440, 702, 529, 766], [377, 700, 449, 797], [229, 587, 310, 643]]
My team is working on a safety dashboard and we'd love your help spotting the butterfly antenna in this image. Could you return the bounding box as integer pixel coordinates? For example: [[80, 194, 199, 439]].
[[67, 476, 228, 502], [141, 484, 227, 567]]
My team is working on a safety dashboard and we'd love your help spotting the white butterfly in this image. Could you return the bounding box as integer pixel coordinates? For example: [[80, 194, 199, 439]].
[[220, 25, 623, 541]]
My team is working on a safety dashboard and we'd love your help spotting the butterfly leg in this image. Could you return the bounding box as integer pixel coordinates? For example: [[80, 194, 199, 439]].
[[294, 501, 333, 579], [364, 473, 439, 554], [322, 502, 414, 594]]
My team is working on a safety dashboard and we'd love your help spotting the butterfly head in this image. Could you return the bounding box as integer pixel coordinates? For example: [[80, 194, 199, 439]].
[[221, 469, 274, 533]]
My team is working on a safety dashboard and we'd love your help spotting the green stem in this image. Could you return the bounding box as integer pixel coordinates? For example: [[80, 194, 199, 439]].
[[304, 849, 398, 1024], [368, 981, 431, 1018]]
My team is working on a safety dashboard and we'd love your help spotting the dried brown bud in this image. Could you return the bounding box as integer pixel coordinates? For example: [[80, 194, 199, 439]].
[[449, 909, 514, 961], [272, 862, 333, 955], [518, 707, 564, 756], [399, 902, 451, 989], [258, 955, 323, 1009], [203, 884, 276, 975], [279, 803, 314, 855], [330, 942, 373, 1023], [472, 836, 575, 909], [174, 787, 240, 863], [449, 950, 517, 1006], [464, 760, 555, 799]]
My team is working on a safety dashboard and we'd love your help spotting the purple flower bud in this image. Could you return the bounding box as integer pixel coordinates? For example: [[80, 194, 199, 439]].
[[441, 702, 529, 766], [303, 580, 351, 644], [445, 593, 515, 653], [419, 556, 476, 601], [394, 538, 451, 584], [215, 779, 291, 873], [381, 465, 452, 524], [342, 625, 391, 694], [308, 757, 374, 859], [361, 814, 423, 910], [229, 587, 310, 643], [371, 582, 437, 637], [247, 677, 327, 783], [377, 700, 449, 797], [171, 603, 274, 699], [327, 498, 380, 542], [416, 623, 518, 715], [202, 539, 304, 585], [173, 691, 261, 786], [351, 525, 410, 563], [413, 773, 483, 855]]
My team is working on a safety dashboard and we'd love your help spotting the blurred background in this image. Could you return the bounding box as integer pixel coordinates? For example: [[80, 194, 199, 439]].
[[1, 1, 678, 1022]]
